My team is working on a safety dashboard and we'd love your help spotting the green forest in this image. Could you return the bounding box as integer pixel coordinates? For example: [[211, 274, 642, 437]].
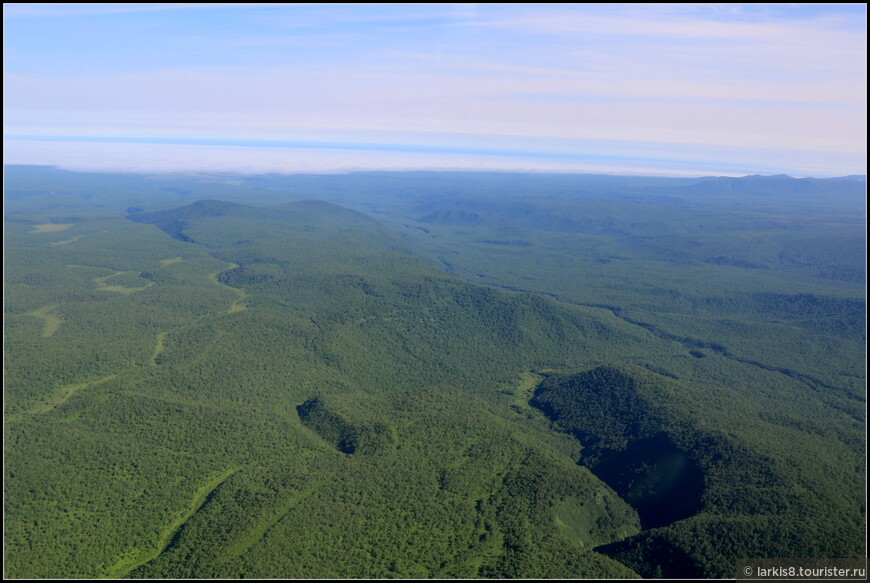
[[3, 167, 866, 578]]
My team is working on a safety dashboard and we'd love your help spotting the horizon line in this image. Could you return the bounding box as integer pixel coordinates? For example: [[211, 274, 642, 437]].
[[7, 135, 865, 179], [4, 161, 866, 182]]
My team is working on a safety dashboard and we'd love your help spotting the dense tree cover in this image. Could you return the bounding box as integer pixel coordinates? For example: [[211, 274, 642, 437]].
[[126, 388, 639, 579], [5, 197, 652, 578], [4, 168, 865, 578], [4, 219, 239, 415], [532, 365, 865, 576]]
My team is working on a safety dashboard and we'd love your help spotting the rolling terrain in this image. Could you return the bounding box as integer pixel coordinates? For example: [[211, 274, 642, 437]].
[[3, 167, 866, 578]]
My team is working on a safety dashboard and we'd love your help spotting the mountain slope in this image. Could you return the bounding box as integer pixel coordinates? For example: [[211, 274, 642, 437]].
[[532, 364, 865, 577], [5, 190, 864, 579], [6, 199, 654, 578]]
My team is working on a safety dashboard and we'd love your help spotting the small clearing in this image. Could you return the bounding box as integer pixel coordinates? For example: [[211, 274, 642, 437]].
[[104, 466, 242, 578], [32, 374, 119, 415], [509, 371, 546, 417], [94, 271, 155, 294], [25, 304, 62, 337], [209, 262, 248, 313], [52, 234, 86, 246], [221, 481, 322, 563], [31, 223, 72, 233], [4, 374, 122, 422], [151, 332, 168, 366]]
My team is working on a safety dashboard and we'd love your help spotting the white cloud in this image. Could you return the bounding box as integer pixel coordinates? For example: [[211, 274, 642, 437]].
[[0, 139, 747, 176], [3, 3, 289, 18]]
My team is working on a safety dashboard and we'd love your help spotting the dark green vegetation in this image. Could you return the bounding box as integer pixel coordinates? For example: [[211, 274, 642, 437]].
[[4, 166, 865, 578], [532, 366, 864, 577]]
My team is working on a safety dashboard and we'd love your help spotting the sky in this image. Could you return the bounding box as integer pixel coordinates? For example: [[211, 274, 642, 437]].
[[3, 3, 867, 177]]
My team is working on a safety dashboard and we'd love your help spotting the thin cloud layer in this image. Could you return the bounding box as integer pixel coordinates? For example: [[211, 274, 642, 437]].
[[4, 4, 866, 176]]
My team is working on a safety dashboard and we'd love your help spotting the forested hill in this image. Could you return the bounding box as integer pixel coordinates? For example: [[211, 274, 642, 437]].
[[643, 174, 867, 212], [531, 364, 865, 577], [8, 196, 655, 578], [4, 170, 866, 579], [676, 173, 865, 194], [128, 199, 388, 246]]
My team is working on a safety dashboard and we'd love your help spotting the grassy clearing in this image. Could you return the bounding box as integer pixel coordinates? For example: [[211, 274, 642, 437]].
[[25, 304, 62, 337], [209, 262, 248, 313], [6, 374, 120, 420], [507, 371, 547, 419], [151, 332, 168, 366], [31, 223, 72, 233], [94, 271, 155, 294], [51, 234, 86, 246], [512, 371, 543, 406], [160, 257, 183, 266], [104, 466, 243, 579], [221, 481, 323, 563], [30, 374, 118, 413]]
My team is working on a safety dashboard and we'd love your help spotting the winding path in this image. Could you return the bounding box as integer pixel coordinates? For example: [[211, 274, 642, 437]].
[[208, 262, 248, 313]]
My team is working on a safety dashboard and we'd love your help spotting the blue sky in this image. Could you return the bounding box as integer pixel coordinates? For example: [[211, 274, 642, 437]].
[[3, 3, 867, 177]]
